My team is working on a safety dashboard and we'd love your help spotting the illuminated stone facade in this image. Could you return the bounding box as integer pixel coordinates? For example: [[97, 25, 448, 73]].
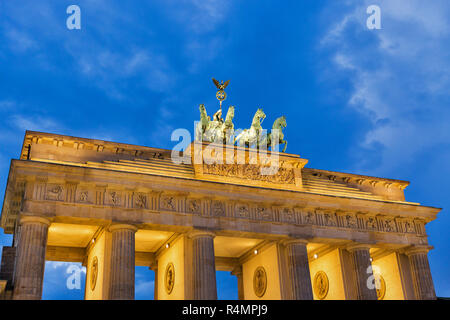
[[0, 131, 441, 300]]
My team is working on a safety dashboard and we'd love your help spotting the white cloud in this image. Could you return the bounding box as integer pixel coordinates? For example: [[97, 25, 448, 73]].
[[164, 0, 229, 34], [46, 261, 86, 274], [9, 114, 62, 133], [135, 280, 154, 295], [4, 27, 37, 53], [321, 0, 450, 175], [0, 100, 17, 111], [1, 1, 178, 99]]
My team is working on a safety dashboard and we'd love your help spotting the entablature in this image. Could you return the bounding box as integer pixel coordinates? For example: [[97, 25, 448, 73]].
[[1, 158, 440, 246]]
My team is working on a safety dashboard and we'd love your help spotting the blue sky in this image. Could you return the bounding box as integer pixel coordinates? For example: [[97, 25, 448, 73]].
[[0, 0, 449, 299]]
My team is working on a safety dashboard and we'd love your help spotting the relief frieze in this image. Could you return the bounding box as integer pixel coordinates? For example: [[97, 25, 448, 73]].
[[202, 163, 295, 184], [160, 194, 177, 211], [187, 199, 201, 214], [45, 184, 64, 201], [211, 200, 225, 217], [107, 191, 122, 207], [35, 182, 426, 237], [302, 211, 316, 225], [235, 203, 250, 219], [256, 206, 272, 221], [281, 207, 295, 224], [134, 193, 147, 209]]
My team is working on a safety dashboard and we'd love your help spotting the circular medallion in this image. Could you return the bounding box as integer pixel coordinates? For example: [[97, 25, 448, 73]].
[[253, 266, 267, 298], [375, 274, 386, 300], [216, 90, 226, 101], [165, 263, 175, 295], [90, 256, 98, 291], [313, 271, 329, 300]]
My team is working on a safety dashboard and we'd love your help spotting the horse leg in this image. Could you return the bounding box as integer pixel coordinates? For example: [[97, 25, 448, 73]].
[[282, 140, 287, 153]]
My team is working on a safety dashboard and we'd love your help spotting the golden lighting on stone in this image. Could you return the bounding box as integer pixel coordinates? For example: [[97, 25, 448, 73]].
[[376, 275, 386, 300], [135, 230, 174, 252], [313, 271, 329, 300], [253, 266, 267, 298], [214, 236, 262, 258], [0, 130, 440, 301], [164, 262, 175, 295], [90, 256, 98, 291], [47, 223, 98, 248]]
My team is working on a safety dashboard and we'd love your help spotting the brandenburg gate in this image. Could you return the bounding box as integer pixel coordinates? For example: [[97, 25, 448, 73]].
[[0, 81, 441, 300]]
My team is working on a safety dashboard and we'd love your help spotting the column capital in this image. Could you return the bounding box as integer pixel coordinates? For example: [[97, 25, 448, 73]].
[[346, 243, 373, 252], [404, 245, 433, 256], [108, 224, 138, 233], [281, 238, 309, 247], [19, 215, 51, 227], [231, 266, 242, 276], [149, 261, 158, 271], [187, 229, 216, 239]]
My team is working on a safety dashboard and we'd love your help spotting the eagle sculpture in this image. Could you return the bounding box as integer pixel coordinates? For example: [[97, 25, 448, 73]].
[[212, 78, 230, 90]]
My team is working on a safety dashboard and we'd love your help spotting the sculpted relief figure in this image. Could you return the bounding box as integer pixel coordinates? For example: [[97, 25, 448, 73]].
[[196, 79, 288, 151], [196, 104, 235, 144], [258, 116, 288, 153], [234, 108, 266, 148]]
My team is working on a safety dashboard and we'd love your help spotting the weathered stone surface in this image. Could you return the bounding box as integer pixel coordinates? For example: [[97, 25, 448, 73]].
[[0, 246, 16, 291], [108, 224, 137, 300], [13, 216, 50, 300], [284, 240, 313, 300], [189, 230, 217, 300], [347, 244, 378, 300], [0, 131, 442, 300], [406, 246, 436, 300]]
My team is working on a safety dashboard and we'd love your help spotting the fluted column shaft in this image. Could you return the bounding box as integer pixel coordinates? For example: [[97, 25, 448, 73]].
[[406, 247, 436, 300], [153, 266, 159, 300], [13, 216, 51, 300], [231, 266, 244, 300], [189, 230, 217, 300], [348, 245, 377, 300], [285, 240, 313, 300], [108, 224, 137, 300]]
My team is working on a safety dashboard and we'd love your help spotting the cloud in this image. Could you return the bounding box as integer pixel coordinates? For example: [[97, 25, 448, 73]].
[[135, 280, 154, 296], [1, 1, 178, 99], [164, 0, 230, 34], [46, 261, 86, 274], [4, 27, 38, 53], [9, 114, 62, 133], [73, 47, 176, 98], [0, 100, 17, 111], [321, 0, 450, 175]]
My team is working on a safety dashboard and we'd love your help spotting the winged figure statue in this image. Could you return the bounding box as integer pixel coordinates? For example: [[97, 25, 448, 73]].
[[212, 78, 230, 90]]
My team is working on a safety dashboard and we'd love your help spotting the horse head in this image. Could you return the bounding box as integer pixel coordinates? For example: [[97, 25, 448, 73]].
[[226, 106, 235, 120], [199, 104, 207, 115], [253, 108, 266, 125], [274, 116, 286, 129]]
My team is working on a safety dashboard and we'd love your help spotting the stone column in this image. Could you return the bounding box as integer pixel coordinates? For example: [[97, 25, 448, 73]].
[[231, 266, 244, 300], [347, 244, 377, 300], [0, 246, 16, 295], [13, 216, 51, 300], [149, 262, 158, 300], [405, 246, 436, 300], [284, 239, 313, 300], [189, 230, 217, 300], [108, 224, 137, 300]]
